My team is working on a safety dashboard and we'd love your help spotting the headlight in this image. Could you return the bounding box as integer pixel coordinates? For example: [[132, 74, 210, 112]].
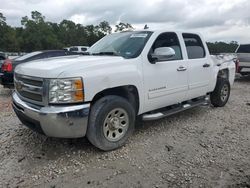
[[49, 78, 84, 104]]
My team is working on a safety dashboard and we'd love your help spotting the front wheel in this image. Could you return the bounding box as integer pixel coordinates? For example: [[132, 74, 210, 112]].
[[87, 95, 135, 151], [210, 78, 230, 107]]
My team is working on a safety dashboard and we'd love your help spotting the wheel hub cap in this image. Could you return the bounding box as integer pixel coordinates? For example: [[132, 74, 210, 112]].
[[221, 84, 229, 102], [110, 117, 120, 130], [103, 108, 129, 142]]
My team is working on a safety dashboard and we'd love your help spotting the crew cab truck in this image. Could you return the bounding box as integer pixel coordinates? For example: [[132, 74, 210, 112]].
[[12, 30, 235, 151]]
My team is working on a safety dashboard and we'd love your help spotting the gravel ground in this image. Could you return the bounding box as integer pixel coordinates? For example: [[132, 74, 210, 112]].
[[0, 77, 249, 188]]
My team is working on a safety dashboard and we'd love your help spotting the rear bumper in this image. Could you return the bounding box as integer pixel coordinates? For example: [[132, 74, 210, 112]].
[[12, 92, 90, 138]]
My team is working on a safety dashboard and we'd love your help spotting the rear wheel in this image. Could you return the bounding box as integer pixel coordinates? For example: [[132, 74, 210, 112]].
[[210, 78, 230, 107], [87, 95, 135, 151]]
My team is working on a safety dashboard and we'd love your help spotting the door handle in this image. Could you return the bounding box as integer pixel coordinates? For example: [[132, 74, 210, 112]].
[[177, 66, 187, 71], [203, 63, 210, 68]]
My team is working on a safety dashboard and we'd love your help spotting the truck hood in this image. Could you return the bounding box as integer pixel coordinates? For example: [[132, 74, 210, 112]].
[[15, 55, 125, 78]]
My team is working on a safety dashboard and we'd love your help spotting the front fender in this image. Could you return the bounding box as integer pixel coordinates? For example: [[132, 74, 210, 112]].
[[210, 60, 235, 92], [210, 55, 236, 91], [83, 61, 144, 114]]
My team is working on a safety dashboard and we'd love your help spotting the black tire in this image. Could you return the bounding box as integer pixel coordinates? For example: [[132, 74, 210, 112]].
[[87, 95, 135, 151], [210, 78, 230, 107]]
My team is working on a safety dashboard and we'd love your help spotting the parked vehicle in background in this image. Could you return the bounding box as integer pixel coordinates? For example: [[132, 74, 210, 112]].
[[235, 44, 250, 75], [13, 30, 235, 151], [0, 50, 79, 88], [64, 46, 90, 54], [0, 52, 6, 68], [4, 52, 26, 60]]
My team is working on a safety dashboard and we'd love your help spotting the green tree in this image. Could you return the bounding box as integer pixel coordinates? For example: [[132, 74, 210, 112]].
[[31, 11, 45, 24], [20, 11, 62, 52], [207, 41, 239, 54], [0, 12, 6, 26], [98, 21, 112, 35], [0, 12, 20, 51], [84, 25, 103, 45], [115, 22, 134, 32], [58, 20, 78, 46], [0, 11, 135, 52]]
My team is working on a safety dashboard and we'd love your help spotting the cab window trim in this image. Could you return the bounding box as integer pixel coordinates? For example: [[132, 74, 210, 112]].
[[182, 33, 206, 59]]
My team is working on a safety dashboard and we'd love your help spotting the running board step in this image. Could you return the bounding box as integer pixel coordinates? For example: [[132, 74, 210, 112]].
[[142, 96, 209, 121]]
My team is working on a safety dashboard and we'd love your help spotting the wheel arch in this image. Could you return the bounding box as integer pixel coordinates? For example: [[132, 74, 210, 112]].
[[91, 85, 140, 114], [217, 68, 229, 80]]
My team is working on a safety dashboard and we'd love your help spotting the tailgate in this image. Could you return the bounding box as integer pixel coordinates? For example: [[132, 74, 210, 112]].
[[237, 53, 250, 67]]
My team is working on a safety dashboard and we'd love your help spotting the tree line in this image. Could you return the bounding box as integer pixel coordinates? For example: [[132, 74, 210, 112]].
[[207, 41, 238, 54], [0, 11, 133, 52], [0, 11, 238, 53]]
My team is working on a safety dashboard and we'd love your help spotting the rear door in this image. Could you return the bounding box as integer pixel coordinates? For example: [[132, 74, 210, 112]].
[[182, 33, 212, 99]]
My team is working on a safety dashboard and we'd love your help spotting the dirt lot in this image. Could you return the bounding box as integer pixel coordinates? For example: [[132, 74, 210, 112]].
[[0, 77, 249, 188]]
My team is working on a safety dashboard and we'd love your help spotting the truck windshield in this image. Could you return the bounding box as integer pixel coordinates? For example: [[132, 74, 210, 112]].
[[237, 44, 250, 53], [88, 31, 153, 59]]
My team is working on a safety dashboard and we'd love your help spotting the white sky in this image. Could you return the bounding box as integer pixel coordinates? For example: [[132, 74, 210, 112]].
[[0, 0, 250, 43]]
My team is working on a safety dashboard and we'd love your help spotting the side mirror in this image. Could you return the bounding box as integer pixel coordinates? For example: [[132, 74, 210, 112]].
[[150, 47, 176, 63]]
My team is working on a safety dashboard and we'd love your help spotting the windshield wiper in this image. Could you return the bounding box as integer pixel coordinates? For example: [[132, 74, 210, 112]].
[[91, 52, 119, 56]]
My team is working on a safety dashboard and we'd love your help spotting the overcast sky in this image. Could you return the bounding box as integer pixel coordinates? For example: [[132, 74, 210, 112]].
[[0, 0, 250, 43]]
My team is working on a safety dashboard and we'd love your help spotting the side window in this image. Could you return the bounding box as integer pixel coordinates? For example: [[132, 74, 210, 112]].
[[237, 44, 250, 53], [81, 47, 87, 51], [150, 32, 183, 61], [183, 33, 206, 59], [70, 47, 78, 52]]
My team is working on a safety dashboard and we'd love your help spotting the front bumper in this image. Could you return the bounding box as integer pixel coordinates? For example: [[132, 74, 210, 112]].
[[12, 92, 90, 138]]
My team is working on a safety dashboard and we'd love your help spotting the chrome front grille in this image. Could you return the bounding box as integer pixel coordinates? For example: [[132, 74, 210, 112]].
[[14, 74, 45, 106]]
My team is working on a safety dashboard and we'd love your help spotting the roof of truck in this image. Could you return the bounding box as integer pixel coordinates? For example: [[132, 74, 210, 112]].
[[121, 29, 201, 35]]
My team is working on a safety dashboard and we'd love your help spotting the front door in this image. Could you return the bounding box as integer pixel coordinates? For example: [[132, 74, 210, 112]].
[[142, 32, 188, 113]]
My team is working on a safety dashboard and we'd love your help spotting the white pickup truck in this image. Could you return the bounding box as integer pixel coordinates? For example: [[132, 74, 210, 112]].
[[12, 30, 235, 151]]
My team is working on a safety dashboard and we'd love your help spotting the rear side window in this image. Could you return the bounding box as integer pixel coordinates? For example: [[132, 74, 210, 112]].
[[237, 44, 250, 53], [183, 34, 206, 59]]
